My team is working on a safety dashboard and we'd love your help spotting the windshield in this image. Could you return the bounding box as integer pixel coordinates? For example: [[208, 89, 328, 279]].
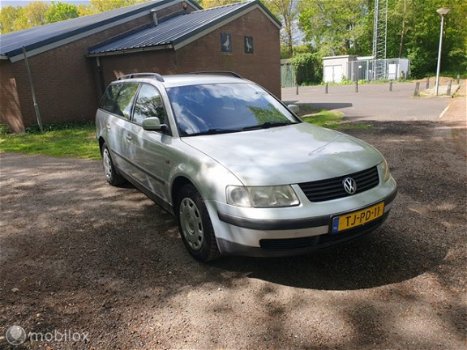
[[166, 83, 299, 136]]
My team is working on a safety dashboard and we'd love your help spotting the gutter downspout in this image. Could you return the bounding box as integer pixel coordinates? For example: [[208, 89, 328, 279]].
[[95, 57, 105, 95], [22, 47, 43, 132]]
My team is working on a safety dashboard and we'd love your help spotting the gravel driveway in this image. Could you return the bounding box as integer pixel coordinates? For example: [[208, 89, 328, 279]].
[[0, 119, 466, 349]]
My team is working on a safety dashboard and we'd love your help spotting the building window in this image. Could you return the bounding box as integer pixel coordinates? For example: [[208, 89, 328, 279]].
[[220, 32, 232, 53], [244, 36, 254, 54]]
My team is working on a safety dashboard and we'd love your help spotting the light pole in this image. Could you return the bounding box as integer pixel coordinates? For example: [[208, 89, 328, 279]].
[[435, 7, 450, 96]]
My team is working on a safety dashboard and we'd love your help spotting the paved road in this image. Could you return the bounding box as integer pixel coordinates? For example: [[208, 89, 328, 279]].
[[282, 82, 452, 121]]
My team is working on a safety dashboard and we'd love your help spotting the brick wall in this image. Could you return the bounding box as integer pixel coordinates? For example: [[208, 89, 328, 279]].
[[100, 8, 281, 97], [0, 61, 25, 132], [0, 2, 191, 132]]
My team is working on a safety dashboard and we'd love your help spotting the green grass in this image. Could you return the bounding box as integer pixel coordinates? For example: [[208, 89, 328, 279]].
[[0, 123, 100, 160], [302, 110, 343, 128], [0, 112, 372, 160], [302, 110, 372, 130]]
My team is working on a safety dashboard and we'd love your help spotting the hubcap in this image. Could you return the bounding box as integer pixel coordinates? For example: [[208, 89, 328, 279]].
[[103, 149, 112, 180], [179, 197, 204, 250]]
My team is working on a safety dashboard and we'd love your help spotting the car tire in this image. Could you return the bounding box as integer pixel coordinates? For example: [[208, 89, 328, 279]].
[[101, 143, 125, 186], [176, 184, 220, 262]]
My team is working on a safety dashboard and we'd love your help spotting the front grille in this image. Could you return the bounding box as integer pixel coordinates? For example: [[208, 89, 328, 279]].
[[298, 166, 379, 202]]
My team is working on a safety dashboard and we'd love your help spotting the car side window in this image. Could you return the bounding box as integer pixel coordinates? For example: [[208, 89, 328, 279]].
[[99, 83, 122, 115], [133, 84, 167, 126], [115, 83, 139, 120]]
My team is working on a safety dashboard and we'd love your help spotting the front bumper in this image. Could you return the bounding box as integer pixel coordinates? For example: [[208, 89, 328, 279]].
[[217, 212, 389, 257], [209, 178, 397, 257]]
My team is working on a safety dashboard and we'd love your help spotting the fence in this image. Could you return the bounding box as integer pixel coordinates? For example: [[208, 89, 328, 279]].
[[281, 62, 296, 87], [348, 58, 410, 81]]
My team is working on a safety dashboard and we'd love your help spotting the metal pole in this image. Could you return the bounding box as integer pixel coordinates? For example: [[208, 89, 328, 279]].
[[22, 47, 43, 132], [435, 15, 445, 96], [389, 81, 393, 91], [355, 80, 359, 93], [414, 82, 420, 96], [447, 80, 452, 96], [426, 77, 430, 89], [325, 83, 328, 94]]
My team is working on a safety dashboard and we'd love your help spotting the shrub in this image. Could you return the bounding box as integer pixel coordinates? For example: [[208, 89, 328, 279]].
[[291, 53, 322, 85]]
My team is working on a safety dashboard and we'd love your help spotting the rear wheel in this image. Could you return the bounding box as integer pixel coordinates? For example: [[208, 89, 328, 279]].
[[101, 143, 125, 186], [176, 184, 220, 262]]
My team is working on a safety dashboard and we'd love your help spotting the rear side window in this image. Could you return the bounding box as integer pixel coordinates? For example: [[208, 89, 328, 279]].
[[100, 82, 139, 119], [133, 84, 167, 125], [99, 84, 121, 114]]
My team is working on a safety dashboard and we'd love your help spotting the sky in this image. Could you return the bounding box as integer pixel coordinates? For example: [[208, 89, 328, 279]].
[[0, 0, 90, 7]]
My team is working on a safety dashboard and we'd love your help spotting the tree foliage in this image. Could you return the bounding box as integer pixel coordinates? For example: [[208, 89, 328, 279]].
[[262, 0, 298, 57], [0, 0, 145, 33], [0, 0, 465, 78], [299, 0, 466, 77], [299, 0, 370, 57], [24, 1, 50, 27], [0, 6, 23, 33], [291, 52, 322, 84], [88, 0, 146, 13], [200, 0, 239, 8], [45, 2, 79, 24]]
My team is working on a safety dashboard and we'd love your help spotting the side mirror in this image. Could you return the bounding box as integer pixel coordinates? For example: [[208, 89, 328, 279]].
[[287, 104, 299, 114], [142, 117, 163, 131]]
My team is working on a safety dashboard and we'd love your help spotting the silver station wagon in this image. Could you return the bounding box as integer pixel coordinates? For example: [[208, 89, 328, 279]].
[[96, 72, 397, 261]]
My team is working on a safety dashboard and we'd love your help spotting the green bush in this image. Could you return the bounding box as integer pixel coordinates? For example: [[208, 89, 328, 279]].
[[291, 53, 322, 85], [0, 124, 10, 135]]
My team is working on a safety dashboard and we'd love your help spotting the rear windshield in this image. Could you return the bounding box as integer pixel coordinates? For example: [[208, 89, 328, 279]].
[[166, 83, 299, 136]]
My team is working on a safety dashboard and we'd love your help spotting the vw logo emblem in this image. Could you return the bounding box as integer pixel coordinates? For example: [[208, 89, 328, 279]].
[[342, 177, 357, 194]]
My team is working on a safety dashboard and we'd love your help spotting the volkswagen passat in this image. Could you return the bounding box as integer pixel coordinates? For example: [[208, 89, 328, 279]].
[[96, 72, 397, 261]]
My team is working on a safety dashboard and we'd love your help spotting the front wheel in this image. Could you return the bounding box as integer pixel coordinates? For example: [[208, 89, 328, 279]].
[[176, 184, 220, 262], [101, 143, 125, 186]]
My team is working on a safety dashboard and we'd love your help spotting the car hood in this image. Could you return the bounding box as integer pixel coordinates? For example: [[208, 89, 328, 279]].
[[182, 123, 382, 186]]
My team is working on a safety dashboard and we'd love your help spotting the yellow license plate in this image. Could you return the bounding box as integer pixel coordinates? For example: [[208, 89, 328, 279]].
[[332, 202, 385, 233]]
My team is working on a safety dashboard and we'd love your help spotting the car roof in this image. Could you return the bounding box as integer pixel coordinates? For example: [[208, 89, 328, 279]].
[[162, 74, 246, 87], [116, 73, 248, 88]]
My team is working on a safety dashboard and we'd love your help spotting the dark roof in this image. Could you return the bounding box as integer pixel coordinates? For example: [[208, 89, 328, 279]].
[[88, 0, 280, 56], [0, 0, 201, 61]]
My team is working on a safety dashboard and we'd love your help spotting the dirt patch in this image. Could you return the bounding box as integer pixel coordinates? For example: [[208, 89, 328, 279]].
[[0, 120, 466, 349]]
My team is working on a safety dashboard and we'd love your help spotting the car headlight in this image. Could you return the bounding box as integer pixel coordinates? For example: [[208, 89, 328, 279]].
[[226, 185, 300, 208], [380, 159, 391, 182]]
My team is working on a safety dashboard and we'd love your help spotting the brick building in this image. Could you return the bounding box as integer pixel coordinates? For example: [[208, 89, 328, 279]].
[[0, 0, 280, 132]]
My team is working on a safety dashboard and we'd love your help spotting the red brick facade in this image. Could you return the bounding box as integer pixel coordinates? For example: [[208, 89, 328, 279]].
[[0, 4, 280, 132], [101, 9, 280, 98]]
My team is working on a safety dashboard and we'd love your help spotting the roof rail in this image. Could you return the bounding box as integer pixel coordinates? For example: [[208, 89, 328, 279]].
[[118, 72, 164, 82], [189, 71, 243, 78]]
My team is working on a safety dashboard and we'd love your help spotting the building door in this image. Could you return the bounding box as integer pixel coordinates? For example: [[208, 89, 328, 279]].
[[324, 65, 343, 83]]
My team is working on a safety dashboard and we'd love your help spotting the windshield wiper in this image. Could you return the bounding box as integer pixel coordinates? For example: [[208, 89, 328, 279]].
[[241, 121, 294, 131], [187, 128, 242, 137]]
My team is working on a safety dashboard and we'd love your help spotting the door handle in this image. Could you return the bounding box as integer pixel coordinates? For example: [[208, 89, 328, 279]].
[[126, 135, 132, 141]]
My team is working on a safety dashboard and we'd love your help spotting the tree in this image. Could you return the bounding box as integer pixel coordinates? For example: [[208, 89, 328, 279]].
[[299, 0, 370, 57], [89, 0, 145, 12], [0, 6, 23, 33], [45, 2, 79, 23], [387, 0, 467, 77], [263, 0, 298, 57], [24, 2, 50, 27], [200, 0, 239, 8], [298, 0, 466, 77]]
